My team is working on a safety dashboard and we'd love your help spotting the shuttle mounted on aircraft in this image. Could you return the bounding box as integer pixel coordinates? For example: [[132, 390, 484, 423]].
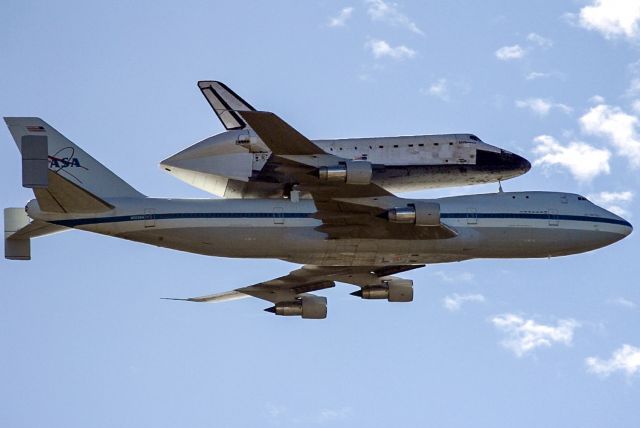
[[160, 81, 531, 198], [3, 91, 631, 319]]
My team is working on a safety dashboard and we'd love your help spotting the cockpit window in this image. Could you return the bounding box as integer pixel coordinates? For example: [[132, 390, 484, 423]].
[[469, 135, 481, 142], [578, 196, 588, 201]]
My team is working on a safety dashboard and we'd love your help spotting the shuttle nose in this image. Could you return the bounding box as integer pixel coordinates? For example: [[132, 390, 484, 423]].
[[475, 146, 532, 179], [501, 150, 531, 174]]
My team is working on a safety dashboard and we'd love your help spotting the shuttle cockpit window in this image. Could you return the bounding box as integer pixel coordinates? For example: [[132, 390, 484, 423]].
[[469, 135, 481, 142], [577, 196, 588, 201]]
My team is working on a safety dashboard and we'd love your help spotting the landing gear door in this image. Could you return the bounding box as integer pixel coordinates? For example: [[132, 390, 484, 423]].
[[273, 207, 284, 225], [548, 209, 559, 226], [466, 208, 478, 225], [144, 208, 156, 228]]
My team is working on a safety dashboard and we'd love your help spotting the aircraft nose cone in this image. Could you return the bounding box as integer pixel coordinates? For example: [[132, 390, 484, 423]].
[[618, 218, 633, 237]]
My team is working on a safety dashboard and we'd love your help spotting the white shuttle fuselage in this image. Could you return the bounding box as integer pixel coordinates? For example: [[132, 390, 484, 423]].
[[161, 130, 530, 198]]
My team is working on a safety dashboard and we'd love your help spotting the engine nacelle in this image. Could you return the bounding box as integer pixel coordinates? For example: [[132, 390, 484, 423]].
[[387, 202, 440, 226], [317, 161, 372, 185], [351, 278, 414, 302], [265, 295, 327, 319]]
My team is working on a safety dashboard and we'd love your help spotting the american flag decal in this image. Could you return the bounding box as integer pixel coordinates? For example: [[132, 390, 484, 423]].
[[26, 125, 45, 133]]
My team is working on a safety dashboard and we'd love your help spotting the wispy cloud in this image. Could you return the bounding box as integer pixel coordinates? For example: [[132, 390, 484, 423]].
[[365, 39, 416, 60], [626, 77, 640, 97], [443, 293, 485, 311], [588, 190, 634, 204], [328, 7, 355, 27], [420, 78, 471, 102], [580, 104, 640, 167], [265, 403, 353, 425], [491, 314, 579, 357], [315, 407, 352, 424], [606, 297, 637, 309], [527, 32, 553, 48], [526, 71, 552, 80], [575, 0, 640, 41], [423, 78, 449, 101], [365, 0, 424, 35], [586, 344, 640, 377], [532, 135, 611, 182], [432, 271, 475, 283], [495, 44, 525, 61], [587, 191, 634, 217], [516, 98, 572, 116]]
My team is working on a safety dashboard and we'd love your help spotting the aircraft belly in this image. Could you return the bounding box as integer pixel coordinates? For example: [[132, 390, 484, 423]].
[[116, 226, 331, 258], [469, 226, 623, 258]]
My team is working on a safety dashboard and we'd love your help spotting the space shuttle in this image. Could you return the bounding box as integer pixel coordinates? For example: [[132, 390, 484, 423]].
[[160, 81, 531, 198]]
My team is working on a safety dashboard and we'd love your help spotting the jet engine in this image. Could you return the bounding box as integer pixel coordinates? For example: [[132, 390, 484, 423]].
[[317, 161, 372, 185], [264, 295, 327, 319], [387, 202, 440, 226], [351, 278, 414, 302]]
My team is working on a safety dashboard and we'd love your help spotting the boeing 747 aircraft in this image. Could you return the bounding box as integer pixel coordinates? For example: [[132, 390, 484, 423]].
[[160, 81, 531, 198], [4, 116, 632, 319]]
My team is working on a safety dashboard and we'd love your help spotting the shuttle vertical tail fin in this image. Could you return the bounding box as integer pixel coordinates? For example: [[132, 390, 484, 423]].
[[197, 81, 256, 130]]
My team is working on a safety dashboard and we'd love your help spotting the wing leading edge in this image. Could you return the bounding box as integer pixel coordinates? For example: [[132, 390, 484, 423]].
[[163, 264, 424, 319]]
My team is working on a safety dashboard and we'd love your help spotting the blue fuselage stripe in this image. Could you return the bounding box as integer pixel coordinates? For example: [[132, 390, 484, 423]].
[[49, 212, 632, 228]]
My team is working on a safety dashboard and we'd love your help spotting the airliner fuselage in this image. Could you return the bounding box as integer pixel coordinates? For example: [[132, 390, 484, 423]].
[[29, 191, 631, 266]]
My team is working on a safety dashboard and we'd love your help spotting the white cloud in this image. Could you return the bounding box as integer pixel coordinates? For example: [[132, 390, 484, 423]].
[[577, 0, 640, 40], [495, 44, 525, 60], [527, 32, 553, 48], [266, 403, 352, 425], [432, 271, 475, 283], [590, 95, 606, 104], [586, 344, 640, 377], [421, 78, 470, 102], [627, 78, 640, 96], [491, 314, 579, 357], [424, 78, 449, 101], [526, 71, 552, 80], [516, 98, 572, 116], [580, 104, 640, 167], [366, 0, 424, 35], [607, 297, 637, 308], [266, 403, 287, 419], [328, 7, 354, 27], [525, 71, 565, 81], [443, 293, 485, 311], [588, 190, 634, 217], [588, 190, 634, 204], [315, 407, 352, 423], [365, 39, 416, 60], [532, 135, 611, 182], [631, 99, 640, 113]]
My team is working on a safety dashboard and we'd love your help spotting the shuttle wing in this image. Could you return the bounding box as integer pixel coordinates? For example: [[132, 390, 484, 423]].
[[237, 111, 325, 156], [237, 110, 457, 240], [237, 109, 390, 196]]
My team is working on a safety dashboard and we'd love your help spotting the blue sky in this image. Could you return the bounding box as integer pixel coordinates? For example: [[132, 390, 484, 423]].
[[1, 1, 639, 426]]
